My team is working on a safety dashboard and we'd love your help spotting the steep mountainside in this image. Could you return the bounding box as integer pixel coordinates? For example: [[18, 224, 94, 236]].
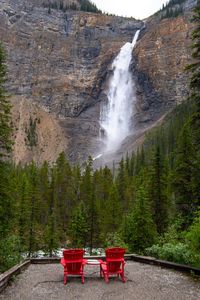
[[0, 0, 196, 164], [0, 0, 142, 163], [134, 1, 195, 121]]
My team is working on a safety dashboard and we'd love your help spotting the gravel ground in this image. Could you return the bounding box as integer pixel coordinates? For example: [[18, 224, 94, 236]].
[[0, 262, 199, 300]]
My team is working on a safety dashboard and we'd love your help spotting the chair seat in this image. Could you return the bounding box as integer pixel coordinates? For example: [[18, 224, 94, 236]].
[[100, 262, 123, 273]]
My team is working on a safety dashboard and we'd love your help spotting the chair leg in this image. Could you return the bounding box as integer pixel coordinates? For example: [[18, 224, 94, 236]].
[[64, 274, 67, 285], [101, 270, 108, 283], [82, 275, 84, 284], [120, 272, 126, 283], [103, 271, 109, 283], [64, 267, 67, 285], [100, 267, 103, 278]]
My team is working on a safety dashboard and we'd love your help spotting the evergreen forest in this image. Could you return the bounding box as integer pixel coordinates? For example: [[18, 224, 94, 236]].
[[0, 3, 200, 273], [42, 0, 102, 14], [158, 0, 185, 19]]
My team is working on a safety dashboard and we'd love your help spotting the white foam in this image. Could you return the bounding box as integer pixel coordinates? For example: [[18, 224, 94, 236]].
[[100, 30, 140, 153]]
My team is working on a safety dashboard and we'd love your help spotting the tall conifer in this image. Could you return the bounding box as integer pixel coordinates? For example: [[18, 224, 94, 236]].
[[0, 44, 12, 157], [149, 145, 169, 233]]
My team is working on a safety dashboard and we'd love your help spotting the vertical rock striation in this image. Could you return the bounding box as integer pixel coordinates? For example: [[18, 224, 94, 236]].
[[132, 5, 195, 128], [0, 0, 142, 163], [0, 0, 197, 164]]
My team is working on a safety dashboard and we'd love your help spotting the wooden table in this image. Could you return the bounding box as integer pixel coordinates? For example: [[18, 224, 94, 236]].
[[85, 259, 103, 277]]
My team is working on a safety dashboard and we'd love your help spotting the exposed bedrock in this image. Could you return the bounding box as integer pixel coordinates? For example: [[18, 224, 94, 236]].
[[0, 0, 142, 163], [0, 0, 196, 164]]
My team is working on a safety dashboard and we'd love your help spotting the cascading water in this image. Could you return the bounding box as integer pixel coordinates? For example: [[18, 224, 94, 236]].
[[99, 30, 140, 154]]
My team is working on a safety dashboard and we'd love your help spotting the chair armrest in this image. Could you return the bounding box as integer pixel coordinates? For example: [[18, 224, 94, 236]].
[[100, 261, 107, 265], [60, 258, 66, 267], [82, 259, 88, 265]]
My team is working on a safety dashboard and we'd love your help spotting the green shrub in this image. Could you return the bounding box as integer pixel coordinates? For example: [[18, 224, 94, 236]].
[[158, 217, 184, 245], [146, 242, 196, 265], [0, 235, 22, 273], [184, 210, 200, 267], [185, 210, 200, 251], [104, 232, 129, 252]]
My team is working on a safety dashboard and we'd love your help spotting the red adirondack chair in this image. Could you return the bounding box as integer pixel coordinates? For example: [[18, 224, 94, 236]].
[[60, 249, 86, 284], [100, 247, 126, 283]]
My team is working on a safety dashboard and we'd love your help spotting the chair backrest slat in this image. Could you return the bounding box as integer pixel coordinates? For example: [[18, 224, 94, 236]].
[[106, 247, 125, 259], [63, 249, 84, 261], [63, 249, 85, 273]]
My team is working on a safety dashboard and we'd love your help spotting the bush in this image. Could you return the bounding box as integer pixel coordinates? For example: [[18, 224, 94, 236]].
[[184, 210, 200, 267], [146, 242, 196, 265], [0, 235, 22, 273], [104, 232, 129, 252], [185, 210, 200, 252]]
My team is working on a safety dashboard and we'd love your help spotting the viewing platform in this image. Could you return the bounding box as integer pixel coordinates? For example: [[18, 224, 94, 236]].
[[0, 257, 199, 300]]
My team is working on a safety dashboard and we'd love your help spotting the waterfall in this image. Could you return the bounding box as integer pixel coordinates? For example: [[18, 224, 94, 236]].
[[99, 30, 140, 154]]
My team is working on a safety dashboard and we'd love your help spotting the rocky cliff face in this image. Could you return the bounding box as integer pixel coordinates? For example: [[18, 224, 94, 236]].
[[0, 0, 196, 165], [133, 11, 194, 127], [0, 0, 142, 163]]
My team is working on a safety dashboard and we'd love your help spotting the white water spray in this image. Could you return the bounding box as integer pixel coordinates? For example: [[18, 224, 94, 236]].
[[100, 30, 140, 153]]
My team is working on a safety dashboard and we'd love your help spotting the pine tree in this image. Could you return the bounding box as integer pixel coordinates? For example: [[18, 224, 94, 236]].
[[69, 201, 88, 248], [80, 156, 98, 253], [104, 184, 122, 234], [0, 44, 14, 270], [39, 161, 50, 226], [54, 152, 74, 242], [134, 147, 145, 175], [116, 158, 131, 212], [0, 44, 12, 158], [27, 162, 41, 257], [93, 166, 113, 242], [128, 152, 136, 177], [18, 173, 31, 252], [0, 162, 13, 238], [44, 167, 59, 256], [124, 185, 157, 253], [173, 123, 196, 225], [148, 145, 169, 234]]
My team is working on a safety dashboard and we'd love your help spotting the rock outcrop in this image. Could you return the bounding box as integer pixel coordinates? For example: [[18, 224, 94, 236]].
[[133, 11, 194, 127], [12, 96, 67, 165]]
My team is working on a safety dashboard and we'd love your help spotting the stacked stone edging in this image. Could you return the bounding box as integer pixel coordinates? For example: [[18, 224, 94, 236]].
[[0, 260, 30, 293]]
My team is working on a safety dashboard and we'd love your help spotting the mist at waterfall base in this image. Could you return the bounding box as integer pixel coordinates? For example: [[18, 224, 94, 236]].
[[95, 30, 140, 161]]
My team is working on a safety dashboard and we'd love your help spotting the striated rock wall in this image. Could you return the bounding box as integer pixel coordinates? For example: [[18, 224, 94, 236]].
[[0, 0, 142, 163], [0, 0, 196, 164], [12, 97, 67, 165], [134, 13, 194, 114]]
